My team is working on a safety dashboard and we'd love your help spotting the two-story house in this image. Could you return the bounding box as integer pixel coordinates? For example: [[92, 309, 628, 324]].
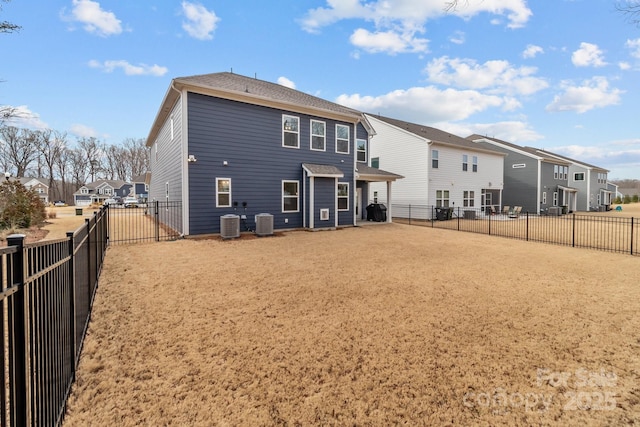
[[74, 180, 132, 206], [467, 135, 575, 214], [145, 72, 402, 236], [131, 173, 150, 202], [528, 148, 612, 211], [19, 177, 50, 204], [366, 115, 505, 217]]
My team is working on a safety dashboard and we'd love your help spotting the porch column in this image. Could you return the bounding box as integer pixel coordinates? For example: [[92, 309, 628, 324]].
[[387, 181, 392, 223]]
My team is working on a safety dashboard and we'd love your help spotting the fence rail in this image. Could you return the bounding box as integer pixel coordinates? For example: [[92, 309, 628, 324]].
[[106, 200, 182, 245], [393, 205, 638, 256], [1, 205, 108, 426]]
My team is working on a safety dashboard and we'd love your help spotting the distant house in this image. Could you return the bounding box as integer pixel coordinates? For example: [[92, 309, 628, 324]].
[[145, 72, 402, 236], [366, 115, 505, 215], [131, 173, 150, 202], [19, 177, 50, 204], [73, 180, 132, 206], [467, 135, 574, 214]]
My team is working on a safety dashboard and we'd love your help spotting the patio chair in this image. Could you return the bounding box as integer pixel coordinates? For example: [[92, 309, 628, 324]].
[[502, 205, 510, 215], [509, 206, 522, 218]]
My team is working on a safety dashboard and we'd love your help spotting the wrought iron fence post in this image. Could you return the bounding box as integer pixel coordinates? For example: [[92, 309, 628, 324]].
[[66, 231, 77, 375], [457, 206, 460, 230], [431, 206, 434, 228], [7, 234, 27, 427], [155, 200, 160, 242], [526, 212, 529, 241], [631, 217, 635, 256], [488, 208, 491, 235], [572, 213, 576, 247]]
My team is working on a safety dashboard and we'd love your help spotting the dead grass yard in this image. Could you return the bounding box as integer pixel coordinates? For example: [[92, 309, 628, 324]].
[[62, 221, 640, 426]]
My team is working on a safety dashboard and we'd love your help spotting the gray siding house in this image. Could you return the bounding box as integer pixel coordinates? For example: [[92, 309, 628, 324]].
[[467, 135, 574, 214], [73, 180, 132, 206], [145, 72, 401, 236]]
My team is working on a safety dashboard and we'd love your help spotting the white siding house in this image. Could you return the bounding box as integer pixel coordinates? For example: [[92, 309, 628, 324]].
[[366, 115, 505, 218]]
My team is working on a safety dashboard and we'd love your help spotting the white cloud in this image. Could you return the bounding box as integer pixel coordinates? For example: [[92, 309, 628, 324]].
[[626, 38, 640, 59], [70, 124, 98, 138], [546, 77, 623, 113], [181, 1, 220, 40], [349, 28, 428, 54], [619, 62, 631, 70], [277, 77, 296, 89], [522, 44, 543, 59], [572, 42, 607, 67], [69, 0, 122, 37], [336, 85, 504, 123], [449, 30, 465, 45], [0, 105, 48, 129], [446, 120, 543, 142], [88, 59, 168, 76], [424, 56, 548, 96]]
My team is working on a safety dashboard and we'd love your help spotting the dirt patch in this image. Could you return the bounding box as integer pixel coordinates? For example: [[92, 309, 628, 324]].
[[63, 224, 640, 426]]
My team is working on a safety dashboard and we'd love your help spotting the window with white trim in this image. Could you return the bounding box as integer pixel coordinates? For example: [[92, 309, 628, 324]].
[[310, 120, 325, 151], [356, 139, 366, 162], [463, 190, 475, 207], [553, 191, 558, 206], [282, 180, 299, 212], [462, 154, 468, 171], [563, 166, 568, 180], [554, 165, 559, 179], [432, 149, 439, 169], [336, 124, 349, 154], [165, 182, 169, 201], [574, 172, 585, 181], [371, 157, 379, 169], [472, 156, 478, 172], [337, 183, 349, 210], [542, 192, 547, 204], [216, 178, 231, 207], [436, 190, 450, 207], [81, 188, 88, 194], [282, 115, 299, 148]]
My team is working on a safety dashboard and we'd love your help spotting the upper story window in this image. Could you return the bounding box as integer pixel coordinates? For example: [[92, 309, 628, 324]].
[[282, 115, 299, 148], [336, 124, 350, 154], [216, 178, 231, 207], [337, 183, 349, 211], [80, 188, 88, 194], [554, 165, 559, 179], [562, 166, 568, 180], [574, 172, 585, 181], [356, 139, 367, 162], [597, 172, 607, 184], [432, 149, 439, 169], [310, 120, 326, 151], [371, 157, 379, 169], [472, 156, 478, 172], [462, 154, 468, 171]]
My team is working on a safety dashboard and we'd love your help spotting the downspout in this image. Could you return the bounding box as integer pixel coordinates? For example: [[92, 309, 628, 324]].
[[170, 80, 191, 236], [537, 159, 542, 213]]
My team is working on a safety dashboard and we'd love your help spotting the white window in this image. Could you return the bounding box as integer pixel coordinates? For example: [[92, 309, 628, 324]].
[[542, 192, 547, 204], [145, 184, 149, 191], [282, 115, 299, 148], [574, 172, 585, 181], [165, 182, 169, 201], [554, 165, 559, 179], [553, 191, 558, 206], [356, 139, 366, 162], [432, 150, 439, 169], [81, 188, 88, 194], [563, 166, 568, 180], [310, 120, 325, 151], [216, 178, 231, 207], [472, 156, 478, 172], [282, 180, 299, 212], [462, 154, 468, 171], [337, 183, 349, 211], [436, 190, 449, 207], [463, 190, 475, 207], [336, 124, 350, 154]]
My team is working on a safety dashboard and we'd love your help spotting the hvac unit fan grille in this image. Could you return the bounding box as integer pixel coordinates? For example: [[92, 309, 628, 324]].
[[255, 213, 274, 236], [220, 214, 240, 238]]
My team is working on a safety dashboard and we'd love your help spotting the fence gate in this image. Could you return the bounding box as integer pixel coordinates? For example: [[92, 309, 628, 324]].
[[106, 201, 182, 245]]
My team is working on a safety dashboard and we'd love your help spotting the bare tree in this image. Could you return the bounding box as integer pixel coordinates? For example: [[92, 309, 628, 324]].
[[617, 0, 640, 25], [0, 126, 39, 177], [123, 137, 149, 180], [76, 136, 104, 182], [68, 147, 89, 188], [0, 0, 20, 34], [38, 129, 65, 200], [55, 147, 73, 202]]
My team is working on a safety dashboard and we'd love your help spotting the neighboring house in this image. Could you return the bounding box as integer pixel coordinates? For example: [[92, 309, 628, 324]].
[[145, 72, 402, 236], [467, 135, 574, 214], [132, 173, 150, 202], [618, 187, 640, 199], [74, 180, 132, 206], [366, 115, 505, 216], [19, 177, 49, 204], [529, 149, 612, 211]]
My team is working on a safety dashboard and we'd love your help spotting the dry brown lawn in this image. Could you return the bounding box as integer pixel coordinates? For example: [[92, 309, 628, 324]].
[[63, 219, 640, 426]]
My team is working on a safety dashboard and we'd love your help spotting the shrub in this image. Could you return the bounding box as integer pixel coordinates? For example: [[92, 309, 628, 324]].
[[0, 180, 46, 229], [623, 195, 632, 204], [633, 194, 639, 203], [613, 196, 622, 205]]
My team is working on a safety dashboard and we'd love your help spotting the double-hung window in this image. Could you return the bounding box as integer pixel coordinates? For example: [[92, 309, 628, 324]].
[[283, 115, 299, 148], [463, 191, 475, 207], [553, 191, 558, 206], [356, 139, 367, 162], [336, 124, 350, 154], [432, 150, 439, 169], [472, 156, 478, 172], [216, 178, 231, 207], [574, 172, 585, 181], [310, 120, 325, 151], [462, 154, 468, 171], [282, 180, 299, 212], [554, 165, 559, 179], [542, 191, 547, 204], [436, 190, 449, 207], [337, 183, 349, 210]]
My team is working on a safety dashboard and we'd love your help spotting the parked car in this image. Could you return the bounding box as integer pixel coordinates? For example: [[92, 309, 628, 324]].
[[103, 198, 117, 205], [123, 197, 139, 208], [53, 200, 67, 207]]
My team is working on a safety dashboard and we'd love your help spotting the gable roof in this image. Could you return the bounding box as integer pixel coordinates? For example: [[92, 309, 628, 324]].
[[132, 172, 151, 183], [19, 177, 48, 187], [525, 147, 609, 172], [466, 134, 570, 165], [147, 72, 370, 147], [368, 115, 504, 156]]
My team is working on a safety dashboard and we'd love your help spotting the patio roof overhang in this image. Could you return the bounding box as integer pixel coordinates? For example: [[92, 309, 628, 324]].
[[355, 164, 404, 182]]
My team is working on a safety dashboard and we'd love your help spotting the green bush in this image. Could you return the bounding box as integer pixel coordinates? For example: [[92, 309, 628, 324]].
[[633, 194, 639, 203], [623, 195, 632, 204], [614, 196, 622, 204], [0, 180, 46, 229]]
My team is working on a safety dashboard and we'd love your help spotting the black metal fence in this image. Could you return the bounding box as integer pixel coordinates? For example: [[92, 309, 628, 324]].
[[1, 206, 108, 426], [106, 200, 182, 245], [393, 205, 639, 256]]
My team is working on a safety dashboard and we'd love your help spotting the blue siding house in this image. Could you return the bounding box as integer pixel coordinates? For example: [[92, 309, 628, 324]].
[[146, 72, 402, 236]]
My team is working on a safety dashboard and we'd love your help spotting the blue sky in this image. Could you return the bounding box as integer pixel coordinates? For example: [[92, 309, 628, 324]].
[[1, 0, 639, 179]]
